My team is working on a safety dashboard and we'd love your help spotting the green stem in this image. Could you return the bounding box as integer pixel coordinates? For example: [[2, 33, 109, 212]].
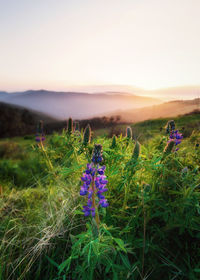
[[40, 138, 57, 178], [92, 171, 100, 228], [142, 185, 146, 278]]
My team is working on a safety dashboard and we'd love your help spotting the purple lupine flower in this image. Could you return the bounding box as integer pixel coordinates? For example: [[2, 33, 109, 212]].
[[167, 129, 183, 151], [80, 186, 88, 196], [91, 208, 95, 217], [82, 206, 95, 217], [99, 199, 109, 208], [87, 199, 92, 207], [35, 134, 45, 142], [83, 206, 91, 216], [80, 144, 108, 220], [97, 166, 106, 175], [92, 144, 103, 164], [35, 135, 41, 142], [99, 176, 108, 185], [88, 189, 93, 198], [81, 174, 92, 185], [97, 191, 105, 199]]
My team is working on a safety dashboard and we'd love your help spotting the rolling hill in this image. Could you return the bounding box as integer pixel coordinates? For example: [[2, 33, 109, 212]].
[[107, 98, 200, 122], [0, 102, 57, 137], [0, 90, 162, 120]]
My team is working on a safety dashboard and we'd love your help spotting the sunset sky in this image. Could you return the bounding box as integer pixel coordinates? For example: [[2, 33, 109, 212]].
[[0, 0, 200, 92]]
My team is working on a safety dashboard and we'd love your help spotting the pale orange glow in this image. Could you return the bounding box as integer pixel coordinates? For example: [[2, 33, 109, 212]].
[[0, 0, 200, 92]]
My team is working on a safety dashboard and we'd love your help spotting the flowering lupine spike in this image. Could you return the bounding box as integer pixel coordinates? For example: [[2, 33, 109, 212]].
[[132, 141, 140, 160], [163, 126, 183, 157], [92, 144, 103, 164], [166, 120, 175, 134], [170, 120, 176, 131], [80, 144, 108, 225], [83, 124, 91, 145], [126, 126, 132, 140], [35, 120, 45, 142], [111, 135, 117, 148], [67, 117, 73, 134]]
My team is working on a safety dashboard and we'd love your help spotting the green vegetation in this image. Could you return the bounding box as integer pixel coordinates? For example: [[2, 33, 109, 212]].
[[0, 102, 56, 138], [0, 115, 200, 280], [131, 112, 200, 142]]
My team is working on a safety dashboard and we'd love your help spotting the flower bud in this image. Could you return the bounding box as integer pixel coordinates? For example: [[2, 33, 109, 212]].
[[83, 124, 91, 145]]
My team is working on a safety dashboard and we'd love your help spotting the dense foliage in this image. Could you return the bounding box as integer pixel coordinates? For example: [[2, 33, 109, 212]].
[[0, 117, 200, 280]]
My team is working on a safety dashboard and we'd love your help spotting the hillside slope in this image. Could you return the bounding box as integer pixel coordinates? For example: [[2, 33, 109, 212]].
[[108, 98, 200, 122], [0, 102, 57, 137]]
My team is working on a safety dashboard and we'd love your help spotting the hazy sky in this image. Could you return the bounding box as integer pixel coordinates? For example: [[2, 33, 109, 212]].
[[0, 0, 200, 91]]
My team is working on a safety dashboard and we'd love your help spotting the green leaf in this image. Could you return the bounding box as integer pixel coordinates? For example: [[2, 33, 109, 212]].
[[119, 252, 131, 270], [58, 257, 71, 275], [74, 210, 84, 215], [113, 238, 127, 253], [105, 263, 112, 274], [88, 243, 92, 264], [45, 255, 59, 269]]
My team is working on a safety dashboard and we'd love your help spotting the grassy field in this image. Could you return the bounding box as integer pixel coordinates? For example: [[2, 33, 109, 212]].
[[0, 114, 200, 280], [93, 112, 200, 141]]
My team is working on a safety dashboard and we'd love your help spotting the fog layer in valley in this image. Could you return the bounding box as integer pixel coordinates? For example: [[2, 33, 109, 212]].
[[0, 90, 162, 119]]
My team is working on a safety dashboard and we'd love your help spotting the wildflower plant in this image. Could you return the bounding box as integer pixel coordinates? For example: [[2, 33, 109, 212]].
[[110, 134, 117, 148], [164, 120, 183, 154], [132, 141, 141, 160], [168, 130, 183, 151], [35, 120, 45, 143], [83, 124, 91, 145], [126, 126, 132, 140], [67, 117, 73, 134], [166, 120, 176, 134], [80, 144, 109, 226]]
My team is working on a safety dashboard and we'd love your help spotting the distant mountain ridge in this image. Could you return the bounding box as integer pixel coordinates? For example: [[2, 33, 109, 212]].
[[0, 89, 162, 120], [2, 84, 200, 98]]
